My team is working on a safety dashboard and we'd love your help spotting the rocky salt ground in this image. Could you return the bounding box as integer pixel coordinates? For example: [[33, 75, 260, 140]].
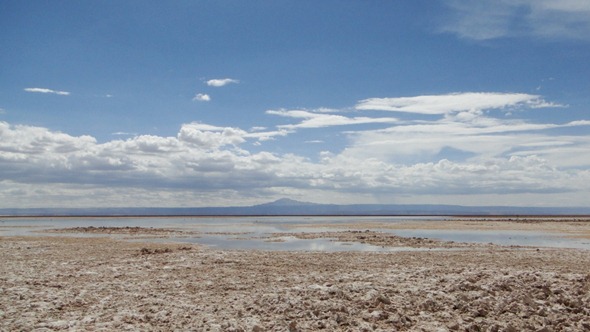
[[1, 232, 590, 331], [43, 226, 196, 237], [271, 230, 497, 249]]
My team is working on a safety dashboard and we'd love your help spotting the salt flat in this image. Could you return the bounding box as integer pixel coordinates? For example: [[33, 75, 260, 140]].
[[1, 219, 589, 331]]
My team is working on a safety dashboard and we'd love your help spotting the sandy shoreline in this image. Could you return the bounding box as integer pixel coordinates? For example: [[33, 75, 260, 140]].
[[1, 221, 590, 331]]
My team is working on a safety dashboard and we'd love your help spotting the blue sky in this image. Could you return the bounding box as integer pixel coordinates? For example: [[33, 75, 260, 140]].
[[1, 0, 590, 208]]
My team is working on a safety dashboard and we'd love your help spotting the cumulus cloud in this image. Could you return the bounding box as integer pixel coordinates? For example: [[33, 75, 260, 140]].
[[355, 92, 561, 114], [177, 122, 247, 149], [193, 93, 211, 102], [206, 78, 239, 87], [1, 91, 589, 208], [442, 0, 590, 40], [24, 87, 70, 96]]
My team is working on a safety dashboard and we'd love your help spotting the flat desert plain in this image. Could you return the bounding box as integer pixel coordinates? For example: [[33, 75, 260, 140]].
[[1, 217, 590, 331]]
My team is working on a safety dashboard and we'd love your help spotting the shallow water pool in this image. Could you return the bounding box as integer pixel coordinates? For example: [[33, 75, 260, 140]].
[[1, 216, 588, 251]]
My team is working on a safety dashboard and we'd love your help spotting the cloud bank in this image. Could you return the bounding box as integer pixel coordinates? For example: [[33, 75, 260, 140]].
[[1, 92, 589, 208]]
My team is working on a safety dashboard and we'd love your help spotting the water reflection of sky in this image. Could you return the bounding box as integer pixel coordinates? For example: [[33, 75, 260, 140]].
[[167, 235, 399, 252], [1, 216, 589, 251], [138, 235, 445, 252]]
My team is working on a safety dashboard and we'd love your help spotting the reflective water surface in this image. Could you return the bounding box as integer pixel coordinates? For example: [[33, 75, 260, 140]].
[[1, 216, 589, 251]]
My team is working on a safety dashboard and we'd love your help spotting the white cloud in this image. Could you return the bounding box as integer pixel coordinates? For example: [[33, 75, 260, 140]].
[[567, 120, 590, 126], [193, 93, 211, 102], [442, 0, 590, 40], [355, 92, 561, 114], [245, 129, 290, 142], [267, 108, 398, 129], [24, 87, 70, 96], [178, 122, 247, 149], [112, 131, 137, 137], [341, 109, 590, 171], [1, 90, 589, 208], [206, 78, 239, 87]]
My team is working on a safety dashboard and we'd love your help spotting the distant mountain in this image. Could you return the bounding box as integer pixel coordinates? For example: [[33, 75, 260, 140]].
[[1, 198, 589, 216], [256, 198, 316, 207]]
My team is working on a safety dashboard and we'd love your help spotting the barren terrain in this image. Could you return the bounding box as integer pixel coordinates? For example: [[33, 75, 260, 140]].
[[1, 219, 590, 331]]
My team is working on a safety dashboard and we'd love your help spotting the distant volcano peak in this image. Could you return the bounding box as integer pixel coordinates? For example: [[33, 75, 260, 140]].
[[260, 198, 314, 206]]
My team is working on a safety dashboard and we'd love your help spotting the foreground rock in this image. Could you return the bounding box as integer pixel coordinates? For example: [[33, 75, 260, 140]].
[[1, 235, 589, 331]]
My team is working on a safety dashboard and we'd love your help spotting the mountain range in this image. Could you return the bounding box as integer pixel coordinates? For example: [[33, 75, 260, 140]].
[[1, 198, 589, 216]]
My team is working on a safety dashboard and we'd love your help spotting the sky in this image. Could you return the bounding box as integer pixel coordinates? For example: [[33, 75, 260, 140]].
[[1, 0, 590, 208]]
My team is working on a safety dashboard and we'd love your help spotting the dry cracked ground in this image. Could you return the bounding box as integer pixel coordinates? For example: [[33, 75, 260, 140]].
[[1, 225, 590, 331]]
